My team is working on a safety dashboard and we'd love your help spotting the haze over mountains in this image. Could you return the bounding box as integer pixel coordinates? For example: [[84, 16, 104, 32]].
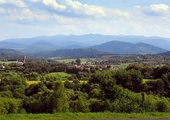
[[0, 34, 170, 57], [92, 41, 166, 54]]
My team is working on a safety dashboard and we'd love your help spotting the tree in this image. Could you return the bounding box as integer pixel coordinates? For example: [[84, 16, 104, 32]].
[[115, 69, 143, 92], [0, 97, 22, 114], [89, 70, 118, 102], [25, 72, 40, 81], [76, 58, 81, 66], [52, 82, 69, 112], [161, 73, 170, 97]]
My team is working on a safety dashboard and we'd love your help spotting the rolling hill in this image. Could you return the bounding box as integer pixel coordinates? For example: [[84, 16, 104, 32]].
[[0, 48, 23, 60], [35, 48, 112, 58], [22, 41, 58, 53], [1, 34, 170, 57], [0, 48, 21, 54], [159, 51, 170, 56], [2, 34, 170, 51], [91, 41, 167, 54]]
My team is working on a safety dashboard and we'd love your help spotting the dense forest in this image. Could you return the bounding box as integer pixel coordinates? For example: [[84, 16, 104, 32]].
[[0, 59, 170, 114]]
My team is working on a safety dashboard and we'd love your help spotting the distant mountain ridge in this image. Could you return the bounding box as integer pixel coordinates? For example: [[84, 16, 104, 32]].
[[0, 48, 23, 60], [35, 48, 112, 58], [91, 41, 167, 54], [0, 34, 169, 57], [1, 34, 170, 50], [0, 48, 21, 54], [159, 51, 170, 56]]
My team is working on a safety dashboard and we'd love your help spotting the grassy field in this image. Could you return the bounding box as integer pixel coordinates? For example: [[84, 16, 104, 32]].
[[142, 79, 158, 84], [55, 58, 95, 64], [0, 113, 170, 120], [112, 63, 130, 69], [46, 72, 71, 77], [26, 72, 71, 85], [27, 80, 40, 85], [0, 61, 16, 65]]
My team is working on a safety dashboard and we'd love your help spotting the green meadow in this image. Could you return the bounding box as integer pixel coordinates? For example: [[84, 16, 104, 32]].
[[0, 61, 16, 65], [0, 113, 170, 120], [46, 72, 71, 77]]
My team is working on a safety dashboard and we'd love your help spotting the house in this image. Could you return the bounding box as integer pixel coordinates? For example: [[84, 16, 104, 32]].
[[0, 64, 5, 69]]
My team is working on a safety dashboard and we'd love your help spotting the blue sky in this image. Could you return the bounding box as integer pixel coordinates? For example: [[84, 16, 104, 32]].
[[0, 0, 170, 40]]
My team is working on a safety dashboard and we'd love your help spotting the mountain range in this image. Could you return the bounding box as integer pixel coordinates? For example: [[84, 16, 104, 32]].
[[92, 41, 166, 54], [0, 34, 170, 58], [159, 51, 170, 56]]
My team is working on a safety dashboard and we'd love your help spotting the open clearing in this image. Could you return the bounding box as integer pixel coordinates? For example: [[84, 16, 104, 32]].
[[0, 113, 170, 120], [0, 61, 16, 64], [46, 72, 71, 77], [55, 58, 96, 64]]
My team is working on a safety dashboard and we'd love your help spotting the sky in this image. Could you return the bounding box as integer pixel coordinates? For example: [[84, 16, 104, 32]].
[[0, 0, 170, 40]]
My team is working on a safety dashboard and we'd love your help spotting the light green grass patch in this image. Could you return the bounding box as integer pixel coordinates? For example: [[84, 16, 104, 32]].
[[46, 72, 71, 77], [55, 58, 96, 64], [56, 59, 76, 63], [27, 81, 40, 85], [142, 79, 158, 84], [112, 63, 130, 69], [0, 112, 170, 120], [0, 61, 17, 65]]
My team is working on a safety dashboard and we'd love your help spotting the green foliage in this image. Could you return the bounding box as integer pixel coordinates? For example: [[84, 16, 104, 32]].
[[115, 69, 143, 92], [0, 97, 22, 114], [76, 58, 81, 66], [0, 72, 27, 99], [1, 60, 170, 114], [89, 99, 105, 112], [70, 96, 90, 113], [52, 82, 69, 112], [112, 88, 142, 113], [25, 72, 40, 81]]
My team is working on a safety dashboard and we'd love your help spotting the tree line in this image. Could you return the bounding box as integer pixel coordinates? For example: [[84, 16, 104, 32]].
[[0, 60, 170, 113]]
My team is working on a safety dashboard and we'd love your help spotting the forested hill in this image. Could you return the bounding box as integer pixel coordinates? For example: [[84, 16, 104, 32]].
[[92, 41, 167, 54], [2, 34, 170, 50], [0, 52, 22, 60], [0, 48, 21, 54], [36, 48, 112, 58], [0, 48, 23, 60], [159, 51, 170, 56]]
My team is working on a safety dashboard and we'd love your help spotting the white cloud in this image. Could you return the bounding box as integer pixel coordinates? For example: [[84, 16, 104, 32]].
[[0, 0, 26, 8], [1, 0, 170, 40], [135, 4, 170, 16], [63, 0, 130, 19], [6, 8, 50, 21], [29, 0, 41, 2], [0, 8, 6, 13], [42, 0, 66, 11], [150, 4, 169, 12]]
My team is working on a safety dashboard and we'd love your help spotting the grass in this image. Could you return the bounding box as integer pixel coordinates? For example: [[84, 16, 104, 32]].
[[55, 58, 95, 64], [142, 79, 158, 84], [46, 72, 71, 77], [27, 81, 40, 85], [0, 112, 170, 120], [26, 72, 72, 85], [112, 63, 130, 69], [0, 61, 16, 65]]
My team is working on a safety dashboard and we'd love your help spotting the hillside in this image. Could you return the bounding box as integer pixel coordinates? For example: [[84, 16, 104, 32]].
[[159, 51, 170, 56], [0, 48, 21, 54], [0, 41, 26, 49], [36, 48, 112, 58], [0, 49, 23, 60], [2, 34, 170, 51], [22, 41, 58, 53], [92, 41, 167, 54]]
